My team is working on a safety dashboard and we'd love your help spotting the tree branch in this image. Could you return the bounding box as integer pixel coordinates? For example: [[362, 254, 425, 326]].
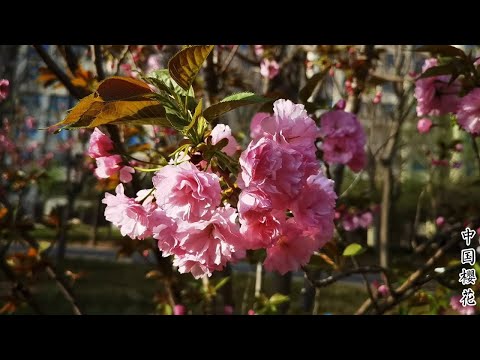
[[303, 265, 388, 288], [32, 45, 87, 99], [93, 45, 105, 81]]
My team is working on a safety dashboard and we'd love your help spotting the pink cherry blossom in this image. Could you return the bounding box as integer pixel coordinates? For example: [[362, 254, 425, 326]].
[[435, 216, 445, 227], [454, 143, 463, 152], [357, 211, 373, 229], [450, 295, 476, 315], [247, 309, 256, 315], [173, 304, 186, 315], [261, 99, 319, 156], [172, 206, 245, 279], [456, 87, 480, 135], [210, 124, 238, 156], [263, 220, 319, 275], [25, 116, 36, 129], [224, 305, 234, 315], [119, 166, 135, 183], [152, 162, 221, 221], [260, 59, 280, 80], [254, 45, 264, 57], [88, 128, 114, 158], [239, 137, 305, 209], [334, 99, 346, 110], [250, 112, 270, 140], [237, 187, 282, 249], [417, 118, 433, 134], [102, 184, 150, 239], [149, 208, 179, 256], [342, 213, 359, 231], [291, 172, 336, 238], [377, 285, 390, 298], [94, 155, 122, 178], [414, 58, 461, 117], [0, 79, 9, 101], [319, 110, 366, 172]]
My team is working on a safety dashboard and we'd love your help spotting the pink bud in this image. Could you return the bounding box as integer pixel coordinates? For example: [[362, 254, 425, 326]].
[[174, 304, 186, 315], [329, 67, 335, 77], [435, 216, 445, 227], [417, 118, 433, 134], [454, 143, 463, 152], [247, 309, 256, 315], [377, 285, 389, 297], [224, 305, 234, 315]]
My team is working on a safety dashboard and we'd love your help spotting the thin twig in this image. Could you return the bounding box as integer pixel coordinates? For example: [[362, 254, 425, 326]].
[[93, 45, 105, 81], [352, 257, 380, 314], [219, 45, 239, 75], [0, 252, 45, 315], [355, 235, 459, 314], [303, 265, 388, 288], [32, 45, 86, 99]]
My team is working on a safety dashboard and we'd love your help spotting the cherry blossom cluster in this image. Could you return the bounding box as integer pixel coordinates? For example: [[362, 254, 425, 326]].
[[87, 128, 135, 183], [415, 57, 480, 135], [92, 99, 371, 278]]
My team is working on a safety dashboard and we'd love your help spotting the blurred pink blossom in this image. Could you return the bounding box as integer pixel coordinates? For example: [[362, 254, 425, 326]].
[[414, 58, 460, 117], [260, 59, 280, 80], [456, 87, 480, 135], [0, 79, 9, 101], [450, 295, 476, 315]]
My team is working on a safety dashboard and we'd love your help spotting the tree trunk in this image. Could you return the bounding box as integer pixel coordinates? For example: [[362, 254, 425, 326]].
[[379, 163, 393, 268]]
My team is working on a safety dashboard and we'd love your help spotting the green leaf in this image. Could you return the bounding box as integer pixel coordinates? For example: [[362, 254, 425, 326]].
[[184, 99, 203, 134], [299, 68, 329, 103], [418, 64, 457, 80], [214, 277, 230, 291], [269, 293, 290, 306], [343, 243, 365, 257], [38, 240, 51, 253], [414, 45, 466, 59], [203, 92, 271, 121], [168, 45, 214, 90], [147, 69, 194, 98]]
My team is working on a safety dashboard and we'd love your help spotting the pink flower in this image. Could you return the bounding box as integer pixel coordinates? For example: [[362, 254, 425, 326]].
[[238, 187, 282, 249], [414, 58, 460, 117], [254, 45, 264, 57], [358, 211, 373, 229], [25, 116, 36, 129], [334, 99, 346, 110], [260, 59, 280, 80], [239, 137, 305, 209], [172, 206, 245, 279], [261, 99, 320, 155], [291, 172, 336, 238], [88, 128, 114, 158], [210, 124, 238, 156], [0, 79, 9, 101], [95, 155, 122, 178], [377, 285, 390, 298], [454, 143, 463, 152], [417, 118, 433, 134], [119, 166, 135, 183], [149, 208, 178, 256], [250, 112, 270, 140], [224, 305, 234, 315], [342, 213, 359, 231], [450, 295, 476, 315], [456, 88, 480, 135], [263, 220, 319, 275], [173, 304, 186, 315], [435, 216, 445, 227], [319, 110, 366, 172], [247, 309, 256, 315], [102, 184, 150, 239], [152, 162, 221, 221]]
